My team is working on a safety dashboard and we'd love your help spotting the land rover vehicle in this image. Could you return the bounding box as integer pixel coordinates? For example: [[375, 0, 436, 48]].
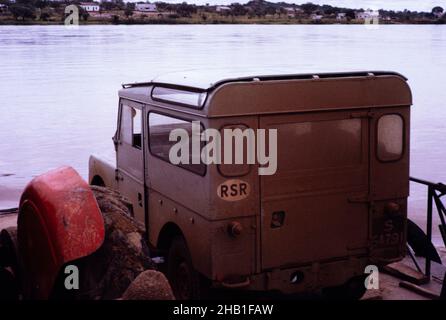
[[89, 71, 412, 299]]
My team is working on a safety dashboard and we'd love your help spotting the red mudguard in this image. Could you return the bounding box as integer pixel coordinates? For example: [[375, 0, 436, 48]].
[[18, 166, 105, 299]]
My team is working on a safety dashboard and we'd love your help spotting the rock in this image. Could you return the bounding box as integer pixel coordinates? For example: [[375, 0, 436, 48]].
[[122, 270, 175, 300]]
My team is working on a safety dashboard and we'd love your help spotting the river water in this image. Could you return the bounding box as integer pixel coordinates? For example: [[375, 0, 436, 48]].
[[0, 25, 445, 242]]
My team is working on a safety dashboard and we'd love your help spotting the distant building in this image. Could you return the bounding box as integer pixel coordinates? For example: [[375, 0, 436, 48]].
[[283, 7, 300, 18], [355, 10, 379, 20], [310, 14, 323, 21], [283, 7, 296, 17], [433, 11, 444, 18], [135, 3, 157, 12], [336, 12, 347, 21], [216, 6, 231, 13], [80, 2, 100, 12]]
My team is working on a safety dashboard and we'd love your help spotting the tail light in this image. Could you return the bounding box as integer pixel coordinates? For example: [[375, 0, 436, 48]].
[[385, 202, 401, 216], [227, 221, 243, 237]]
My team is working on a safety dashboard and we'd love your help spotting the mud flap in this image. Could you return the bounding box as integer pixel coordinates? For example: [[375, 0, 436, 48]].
[[407, 219, 441, 264]]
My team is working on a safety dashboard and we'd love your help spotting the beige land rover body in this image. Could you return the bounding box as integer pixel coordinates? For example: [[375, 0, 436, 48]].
[[89, 71, 412, 299]]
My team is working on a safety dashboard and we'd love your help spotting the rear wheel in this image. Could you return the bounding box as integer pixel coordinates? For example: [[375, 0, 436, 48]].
[[167, 236, 202, 300]]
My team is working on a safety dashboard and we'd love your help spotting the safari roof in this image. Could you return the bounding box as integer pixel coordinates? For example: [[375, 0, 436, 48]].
[[119, 71, 412, 117]]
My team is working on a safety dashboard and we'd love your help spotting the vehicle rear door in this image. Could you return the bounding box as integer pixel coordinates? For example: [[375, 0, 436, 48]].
[[259, 110, 370, 270], [368, 107, 409, 258]]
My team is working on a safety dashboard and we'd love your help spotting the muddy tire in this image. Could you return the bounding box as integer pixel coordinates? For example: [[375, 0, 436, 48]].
[[51, 186, 155, 300], [0, 227, 20, 300], [167, 236, 202, 300], [322, 275, 367, 300], [0, 227, 19, 271]]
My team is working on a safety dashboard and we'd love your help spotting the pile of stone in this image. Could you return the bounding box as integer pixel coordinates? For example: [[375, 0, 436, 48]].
[[69, 186, 174, 300]]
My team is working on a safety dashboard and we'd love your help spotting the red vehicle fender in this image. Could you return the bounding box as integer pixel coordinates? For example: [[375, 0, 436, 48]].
[[17, 166, 105, 299]]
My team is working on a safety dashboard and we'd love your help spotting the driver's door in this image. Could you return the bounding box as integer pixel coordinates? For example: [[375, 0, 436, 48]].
[[116, 99, 146, 224]]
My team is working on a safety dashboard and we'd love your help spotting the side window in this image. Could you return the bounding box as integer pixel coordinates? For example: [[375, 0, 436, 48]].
[[377, 114, 404, 161], [133, 108, 142, 149], [148, 113, 205, 175], [121, 104, 142, 149], [152, 86, 207, 109], [218, 124, 251, 177]]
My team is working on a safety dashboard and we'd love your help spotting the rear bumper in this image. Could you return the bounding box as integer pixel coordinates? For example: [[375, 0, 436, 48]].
[[214, 256, 370, 294]]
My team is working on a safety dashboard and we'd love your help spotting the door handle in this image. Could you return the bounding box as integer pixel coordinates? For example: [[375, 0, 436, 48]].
[[138, 192, 143, 207]]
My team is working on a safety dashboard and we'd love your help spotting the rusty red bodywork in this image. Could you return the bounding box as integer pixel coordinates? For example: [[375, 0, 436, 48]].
[[17, 166, 104, 299]]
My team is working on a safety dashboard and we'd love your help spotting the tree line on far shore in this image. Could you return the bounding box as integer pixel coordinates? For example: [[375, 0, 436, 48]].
[[0, 0, 445, 24]]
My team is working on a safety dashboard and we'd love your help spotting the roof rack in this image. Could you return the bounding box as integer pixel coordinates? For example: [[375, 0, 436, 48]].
[[121, 71, 407, 92]]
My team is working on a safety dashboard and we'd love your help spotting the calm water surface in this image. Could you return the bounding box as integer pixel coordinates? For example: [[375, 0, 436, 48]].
[[0, 25, 445, 242]]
